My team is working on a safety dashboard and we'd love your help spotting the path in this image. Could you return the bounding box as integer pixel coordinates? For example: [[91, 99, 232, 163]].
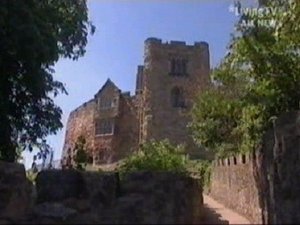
[[202, 195, 251, 224]]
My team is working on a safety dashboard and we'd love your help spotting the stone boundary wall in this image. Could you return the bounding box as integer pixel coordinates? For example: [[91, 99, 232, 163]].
[[0, 162, 204, 224], [209, 151, 263, 224]]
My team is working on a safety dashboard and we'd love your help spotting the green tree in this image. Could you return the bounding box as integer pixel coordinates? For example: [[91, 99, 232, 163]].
[[0, 0, 95, 161], [190, 0, 300, 156], [73, 135, 88, 171], [190, 86, 243, 157]]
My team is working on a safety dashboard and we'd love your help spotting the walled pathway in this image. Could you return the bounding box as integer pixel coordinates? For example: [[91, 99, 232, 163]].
[[202, 195, 251, 224]]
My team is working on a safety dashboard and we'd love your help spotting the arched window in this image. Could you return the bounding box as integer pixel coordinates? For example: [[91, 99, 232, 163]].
[[171, 87, 185, 108]]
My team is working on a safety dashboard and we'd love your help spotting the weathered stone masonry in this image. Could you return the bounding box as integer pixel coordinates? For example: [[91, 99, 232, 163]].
[[209, 152, 262, 224], [62, 80, 139, 165], [62, 37, 211, 165], [209, 111, 300, 224], [140, 38, 211, 159], [0, 161, 204, 224]]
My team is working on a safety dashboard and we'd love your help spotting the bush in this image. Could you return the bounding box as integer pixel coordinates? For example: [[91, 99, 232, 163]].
[[119, 139, 213, 189], [73, 135, 88, 171], [119, 139, 188, 175]]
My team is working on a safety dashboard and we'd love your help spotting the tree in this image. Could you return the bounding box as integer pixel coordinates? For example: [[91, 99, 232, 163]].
[[73, 135, 88, 171], [0, 0, 95, 162], [190, 0, 300, 156]]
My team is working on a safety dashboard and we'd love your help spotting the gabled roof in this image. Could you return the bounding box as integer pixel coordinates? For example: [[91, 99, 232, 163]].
[[95, 78, 120, 97]]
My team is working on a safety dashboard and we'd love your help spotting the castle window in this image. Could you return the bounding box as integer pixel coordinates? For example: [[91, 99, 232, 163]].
[[95, 119, 114, 135], [169, 58, 188, 76], [171, 87, 186, 108], [171, 59, 176, 74], [99, 98, 115, 109]]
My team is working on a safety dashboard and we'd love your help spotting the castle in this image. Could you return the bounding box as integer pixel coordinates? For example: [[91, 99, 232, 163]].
[[62, 38, 211, 166]]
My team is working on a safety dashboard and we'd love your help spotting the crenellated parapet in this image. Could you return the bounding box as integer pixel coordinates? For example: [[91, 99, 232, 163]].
[[209, 149, 263, 224], [144, 37, 209, 48], [212, 149, 261, 167]]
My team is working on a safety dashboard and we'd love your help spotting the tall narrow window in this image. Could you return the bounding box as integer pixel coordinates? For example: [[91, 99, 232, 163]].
[[182, 59, 187, 75], [176, 59, 182, 74], [171, 87, 185, 108], [169, 58, 188, 76], [171, 59, 176, 74]]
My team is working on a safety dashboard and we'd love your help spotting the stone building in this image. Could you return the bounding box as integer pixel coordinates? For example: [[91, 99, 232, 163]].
[[62, 38, 211, 165]]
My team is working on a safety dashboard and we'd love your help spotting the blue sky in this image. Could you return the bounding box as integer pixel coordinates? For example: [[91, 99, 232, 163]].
[[22, 0, 250, 169]]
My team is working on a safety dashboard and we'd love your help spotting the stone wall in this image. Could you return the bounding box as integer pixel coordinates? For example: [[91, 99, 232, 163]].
[[31, 171, 203, 224], [113, 95, 139, 161], [0, 163, 204, 224], [209, 111, 300, 224], [257, 111, 300, 224], [62, 99, 96, 160], [0, 162, 33, 223], [209, 152, 263, 224]]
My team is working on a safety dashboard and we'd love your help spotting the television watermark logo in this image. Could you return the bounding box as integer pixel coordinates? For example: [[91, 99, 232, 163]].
[[228, 1, 278, 28]]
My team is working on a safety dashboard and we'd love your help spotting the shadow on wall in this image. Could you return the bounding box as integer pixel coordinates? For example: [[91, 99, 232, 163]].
[[210, 111, 300, 225], [254, 111, 300, 224]]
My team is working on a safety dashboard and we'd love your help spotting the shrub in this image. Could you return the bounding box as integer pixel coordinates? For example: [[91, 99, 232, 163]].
[[119, 139, 188, 175], [119, 139, 213, 189], [73, 135, 88, 171]]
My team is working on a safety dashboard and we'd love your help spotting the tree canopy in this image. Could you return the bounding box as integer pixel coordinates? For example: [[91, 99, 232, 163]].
[[190, 0, 300, 157], [0, 0, 95, 162]]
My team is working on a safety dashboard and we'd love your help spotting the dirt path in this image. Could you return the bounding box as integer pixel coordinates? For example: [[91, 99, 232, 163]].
[[202, 195, 251, 224]]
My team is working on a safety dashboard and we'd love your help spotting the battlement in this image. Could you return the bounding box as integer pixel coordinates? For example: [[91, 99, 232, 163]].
[[210, 149, 263, 223], [121, 91, 131, 97], [144, 37, 162, 44], [212, 149, 260, 167], [144, 37, 208, 48], [69, 98, 95, 118]]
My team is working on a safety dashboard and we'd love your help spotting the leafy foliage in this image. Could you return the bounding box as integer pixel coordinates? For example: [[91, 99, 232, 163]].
[[190, 87, 243, 157], [73, 135, 89, 171], [0, 0, 95, 162], [119, 140, 188, 174], [119, 140, 213, 188], [190, 0, 300, 157]]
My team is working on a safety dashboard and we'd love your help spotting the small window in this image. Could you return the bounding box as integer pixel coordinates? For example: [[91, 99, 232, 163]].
[[98, 98, 115, 109], [95, 119, 114, 135], [171, 87, 186, 108], [169, 58, 188, 76]]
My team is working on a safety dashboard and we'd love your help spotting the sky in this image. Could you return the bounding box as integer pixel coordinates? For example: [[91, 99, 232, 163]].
[[22, 0, 254, 169]]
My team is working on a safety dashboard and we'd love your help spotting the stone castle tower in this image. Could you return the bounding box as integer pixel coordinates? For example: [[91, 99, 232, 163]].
[[62, 38, 211, 166], [137, 38, 210, 158]]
